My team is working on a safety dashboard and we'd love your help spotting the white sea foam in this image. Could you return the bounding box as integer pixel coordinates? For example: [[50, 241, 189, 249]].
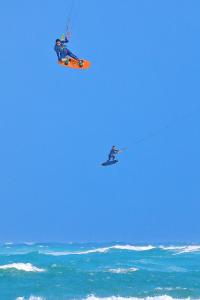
[[175, 245, 200, 254], [159, 246, 186, 251], [112, 245, 155, 251], [85, 295, 199, 300], [108, 267, 138, 274], [44, 245, 154, 256], [159, 245, 200, 254], [45, 247, 109, 256], [0, 263, 45, 272]]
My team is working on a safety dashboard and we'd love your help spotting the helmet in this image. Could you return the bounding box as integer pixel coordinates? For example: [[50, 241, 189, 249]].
[[56, 38, 61, 43]]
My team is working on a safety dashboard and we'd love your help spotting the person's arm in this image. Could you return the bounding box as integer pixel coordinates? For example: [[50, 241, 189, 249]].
[[54, 45, 61, 61], [61, 37, 69, 44]]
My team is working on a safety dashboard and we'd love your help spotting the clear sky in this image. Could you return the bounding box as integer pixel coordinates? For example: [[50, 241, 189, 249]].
[[0, 0, 200, 243]]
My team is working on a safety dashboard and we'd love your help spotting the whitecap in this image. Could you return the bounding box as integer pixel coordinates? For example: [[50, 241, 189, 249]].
[[43, 245, 154, 256], [159, 246, 186, 251], [44, 247, 109, 256], [108, 267, 138, 274], [159, 245, 200, 254], [112, 245, 155, 251], [0, 263, 45, 272], [175, 245, 200, 254]]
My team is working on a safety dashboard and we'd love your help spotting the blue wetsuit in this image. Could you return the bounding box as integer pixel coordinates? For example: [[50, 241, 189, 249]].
[[54, 38, 79, 61], [108, 148, 119, 161]]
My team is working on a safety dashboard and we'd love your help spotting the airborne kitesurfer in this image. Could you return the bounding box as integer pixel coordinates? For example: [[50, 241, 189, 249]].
[[54, 34, 83, 67], [108, 146, 119, 161]]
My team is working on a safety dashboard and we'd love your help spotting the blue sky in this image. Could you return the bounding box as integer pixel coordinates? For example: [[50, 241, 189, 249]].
[[0, 0, 200, 243]]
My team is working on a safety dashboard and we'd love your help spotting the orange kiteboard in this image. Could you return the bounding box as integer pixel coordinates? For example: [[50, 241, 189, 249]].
[[58, 58, 90, 70]]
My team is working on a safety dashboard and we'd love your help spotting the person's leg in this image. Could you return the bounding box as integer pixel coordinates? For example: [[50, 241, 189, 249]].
[[61, 55, 70, 65], [111, 155, 115, 161], [108, 154, 112, 161], [66, 49, 79, 61]]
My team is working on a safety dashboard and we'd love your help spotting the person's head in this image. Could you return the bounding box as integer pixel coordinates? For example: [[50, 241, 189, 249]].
[[55, 39, 61, 46], [112, 145, 116, 149]]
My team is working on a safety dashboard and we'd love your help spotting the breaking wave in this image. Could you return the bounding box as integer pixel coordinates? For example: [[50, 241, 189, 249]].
[[112, 245, 155, 251], [44, 245, 155, 256], [159, 246, 186, 251], [45, 247, 109, 256], [0, 263, 45, 272], [175, 245, 200, 254], [160, 245, 200, 254], [3, 244, 200, 257]]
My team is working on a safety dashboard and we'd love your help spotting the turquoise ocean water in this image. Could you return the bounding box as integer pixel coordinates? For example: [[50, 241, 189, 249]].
[[0, 243, 200, 300]]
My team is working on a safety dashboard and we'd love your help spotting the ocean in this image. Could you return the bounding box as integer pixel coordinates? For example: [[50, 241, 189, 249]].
[[0, 243, 199, 300]]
